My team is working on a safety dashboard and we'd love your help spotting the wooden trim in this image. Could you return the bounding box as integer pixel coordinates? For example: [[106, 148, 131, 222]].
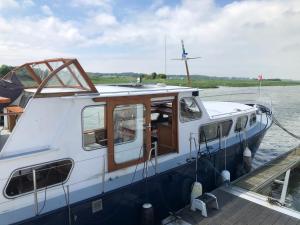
[[106, 97, 151, 172], [62, 59, 85, 90], [0, 97, 11, 104], [45, 62, 65, 86], [93, 92, 177, 103], [74, 59, 98, 93], [33, 59, 98, 98], [34, 90, 96, 98], [105, 93, 178, 172], [25, 65, 42, 84]]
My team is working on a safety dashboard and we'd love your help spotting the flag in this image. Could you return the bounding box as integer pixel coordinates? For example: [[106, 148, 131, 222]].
[[258, 74, 263, 81]]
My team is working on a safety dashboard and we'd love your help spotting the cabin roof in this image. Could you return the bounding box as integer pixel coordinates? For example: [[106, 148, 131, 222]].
[[203, 101, 255, 119], [24, 84, 200, 97], [95, 84, 199, 94]]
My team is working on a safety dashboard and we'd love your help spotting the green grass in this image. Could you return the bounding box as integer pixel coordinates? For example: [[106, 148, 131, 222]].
[[91, 76, 300, 89]]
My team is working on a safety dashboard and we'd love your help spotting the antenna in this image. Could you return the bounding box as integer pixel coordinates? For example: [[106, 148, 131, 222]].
[[164, 36, 167, 76], [172, 40, 201, 86]]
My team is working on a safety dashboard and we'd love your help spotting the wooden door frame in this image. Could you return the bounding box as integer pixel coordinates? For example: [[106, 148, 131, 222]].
[[93, 93, 178, 172], [106, 96, 151, 172]]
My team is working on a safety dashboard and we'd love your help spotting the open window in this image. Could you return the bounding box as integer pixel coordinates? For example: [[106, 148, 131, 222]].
[[5, 159, 73, 198], [82, 105, 107, 150], [150, 95, 178, 155]]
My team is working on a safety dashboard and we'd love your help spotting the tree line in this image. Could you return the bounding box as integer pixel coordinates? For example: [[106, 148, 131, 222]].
[[0, 65, 14, 77]]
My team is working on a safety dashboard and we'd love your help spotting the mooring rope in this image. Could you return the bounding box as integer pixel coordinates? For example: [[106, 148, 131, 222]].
[[271, 115, 300, 140]]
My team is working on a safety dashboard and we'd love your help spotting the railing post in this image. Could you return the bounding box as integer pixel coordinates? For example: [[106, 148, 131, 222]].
[[32, 169, 38, 216], [67, 185, 72, 225], [154, 142, 158, 174], [280, 169, 291, 205], [102, 155, 106, 193]]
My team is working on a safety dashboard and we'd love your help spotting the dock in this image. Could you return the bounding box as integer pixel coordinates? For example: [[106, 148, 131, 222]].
[[168, 147, 300, 225], [234, 147, 300, 191], [177, 188, 300, 225]]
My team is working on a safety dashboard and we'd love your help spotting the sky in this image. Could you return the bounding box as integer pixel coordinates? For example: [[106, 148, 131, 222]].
[[0, 0, 299, 80]]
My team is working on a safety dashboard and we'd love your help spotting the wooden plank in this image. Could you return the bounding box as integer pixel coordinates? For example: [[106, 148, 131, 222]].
[[234, 148, 300, 191], [0, 97, 11, 104], [272, 214, 292, 225], [178, 189, 298, 225], [286, 217, 300, 225]]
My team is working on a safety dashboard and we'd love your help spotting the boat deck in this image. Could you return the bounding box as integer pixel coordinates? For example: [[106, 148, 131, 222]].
[[177, 188, 300, 225], [234, 147, 300, 191]]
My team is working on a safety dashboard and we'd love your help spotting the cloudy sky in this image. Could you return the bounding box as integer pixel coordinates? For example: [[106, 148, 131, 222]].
[[0, 0, 299, 79]]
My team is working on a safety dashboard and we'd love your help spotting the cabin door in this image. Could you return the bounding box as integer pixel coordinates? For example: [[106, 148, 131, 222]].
[[107, 97, 151, 171]]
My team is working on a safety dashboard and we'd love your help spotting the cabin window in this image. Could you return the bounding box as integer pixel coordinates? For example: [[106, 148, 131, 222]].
[[114, 104, 145, 163], [180, 97, 202, 122], [5, 159, 73, 198], [82, 105, 107, 150], [249, 113, 257, 126], [235, 115, 248, 132], [200, 120, 233, 143]]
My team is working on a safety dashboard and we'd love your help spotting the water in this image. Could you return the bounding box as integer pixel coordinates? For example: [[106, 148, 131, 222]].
[[202, 86, 300, 211]]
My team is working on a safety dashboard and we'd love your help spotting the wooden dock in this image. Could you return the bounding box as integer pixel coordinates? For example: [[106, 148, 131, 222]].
[[234, 147, 300, 191], [172, 147, 300, 225], [176, 188, 300, 225]]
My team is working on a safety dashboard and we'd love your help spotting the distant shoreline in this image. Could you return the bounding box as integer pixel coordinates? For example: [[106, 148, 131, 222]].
[[90, 76, 300, 89]]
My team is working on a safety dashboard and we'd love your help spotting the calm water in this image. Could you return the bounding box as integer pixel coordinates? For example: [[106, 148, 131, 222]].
[[202, 86, 300, 211]]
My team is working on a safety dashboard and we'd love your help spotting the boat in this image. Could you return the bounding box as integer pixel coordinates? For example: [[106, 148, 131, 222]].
[[0, 58, 272, 225]]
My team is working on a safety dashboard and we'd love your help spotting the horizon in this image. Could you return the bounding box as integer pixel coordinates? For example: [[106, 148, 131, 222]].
[[87, 71, 300, 81], [0, 0, 299, 80]]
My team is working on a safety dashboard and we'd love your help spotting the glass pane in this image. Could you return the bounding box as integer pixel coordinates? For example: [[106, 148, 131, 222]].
[[35, 160, 72, 188], [31, 63, 51, 81], [83, 105, 107, 150], [200, 120, 232, 143], [235, 115, 248, 132], [221, 120, 233, 136], [6, 160, 72, 197], [114, 104, 145, 164], [200, 123, 218, 142], [49, 61, 64, 70], [180, 97, 202, 122], [69, 64, 90, 90], [42, 62, 91, 93], [15, 67, 37, 88]]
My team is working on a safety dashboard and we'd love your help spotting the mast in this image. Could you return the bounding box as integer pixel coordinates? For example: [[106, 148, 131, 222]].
[[164, 36, 167, 76], [172, 40, 201, 86]]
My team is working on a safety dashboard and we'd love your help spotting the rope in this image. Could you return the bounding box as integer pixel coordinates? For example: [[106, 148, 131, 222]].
[[272, 115, 300, 140]]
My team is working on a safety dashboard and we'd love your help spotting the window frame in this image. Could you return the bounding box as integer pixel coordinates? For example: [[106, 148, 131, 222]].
[[234, 115, 249, 132], [249, 113, 257, 127], [82, 104, 107, 151], [199, 120, 233, 143], [4, 158, 74, 199], [179, 97, 202, 123]]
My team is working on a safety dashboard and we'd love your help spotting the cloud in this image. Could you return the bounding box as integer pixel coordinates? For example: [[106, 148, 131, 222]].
[[71, 0, 112, 11], [41, 5, 53, 16], [0, 0, 18, 10], [0, 0, 299, 79], [92, 12, 118, 27]]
